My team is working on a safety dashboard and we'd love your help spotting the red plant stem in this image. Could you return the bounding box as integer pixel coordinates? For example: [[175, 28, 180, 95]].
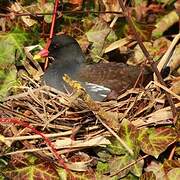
[[43, 0, 60, 70], [0, 118, 75, 179], [43, 0, 59, 50], [49, 0, 59, 39]]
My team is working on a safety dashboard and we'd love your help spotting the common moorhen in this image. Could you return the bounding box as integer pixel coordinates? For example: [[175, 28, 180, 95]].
[[37, 35, 149, 101]]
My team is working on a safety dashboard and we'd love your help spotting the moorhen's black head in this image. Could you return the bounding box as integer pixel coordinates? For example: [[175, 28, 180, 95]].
[[48, 35, 85, 65], [42, 35, 86, 92], [39, 34, 150, 101], [49, 34, 84, 67]]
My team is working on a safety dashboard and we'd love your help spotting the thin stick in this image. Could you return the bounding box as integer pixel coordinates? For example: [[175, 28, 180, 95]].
[[118, 0, 177, 122], [0, 11, 124, 18], [110, 155, 149, 177], [4, 131, 72, 141]]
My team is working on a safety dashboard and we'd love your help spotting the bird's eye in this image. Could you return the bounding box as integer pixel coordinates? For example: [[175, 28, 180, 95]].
[[53, 43, 59, 49]]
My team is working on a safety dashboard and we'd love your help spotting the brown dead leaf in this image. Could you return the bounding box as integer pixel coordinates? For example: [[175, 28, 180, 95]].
[[69, 0, 83, 5], [152, 11, 179, 38], [101, 0, 121, 22], [104, 36, 132, 53], [171, 77, 180, 95], [10, 2, 36, 27]]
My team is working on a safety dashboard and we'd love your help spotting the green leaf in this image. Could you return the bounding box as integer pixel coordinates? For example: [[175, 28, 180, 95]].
[[167, 168, 180, 180], [127, 18, 154, 41], [109, 154, 132, 178], [130, 157, 144, 177], [41, 3, 54, 23], [2, 154, 61, 180], [96, 161, 109, 174], [4, 162, 60, 179], [109, 154, 144, 178], [139, 127, 177, 158], [107, 138, 127, 155], [118, 119, 140, 157], [0, 67, 18, 101], [163, 160, 180, 174], [86, 18, 117, 62], [0, 28, 28, 100], [0, 176, 5, 180], [0, 28, 27, 67], [57, 167, 68, 180]]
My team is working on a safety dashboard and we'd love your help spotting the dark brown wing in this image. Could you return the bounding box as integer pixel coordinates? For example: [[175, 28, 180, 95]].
[[77, 62, 145, 94]]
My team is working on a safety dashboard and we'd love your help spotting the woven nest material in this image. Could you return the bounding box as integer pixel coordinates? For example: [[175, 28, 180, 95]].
[[0, 76, 179, 170]]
